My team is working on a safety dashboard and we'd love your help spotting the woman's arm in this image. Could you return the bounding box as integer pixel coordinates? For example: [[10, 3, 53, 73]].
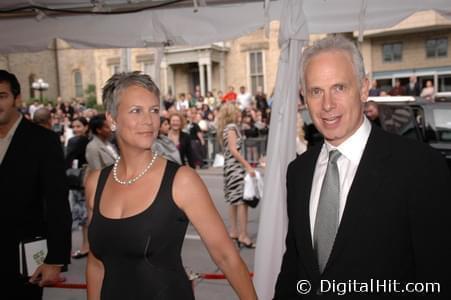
[[227, 129, 255, 176], [173, 166, 257, 300], [197, 130, 205, 146], [84, 170, 104, 300]]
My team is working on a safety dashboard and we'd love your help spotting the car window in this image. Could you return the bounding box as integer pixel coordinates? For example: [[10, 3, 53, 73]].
[[432, 108, 451, 142], [379, 105, 421, 141]]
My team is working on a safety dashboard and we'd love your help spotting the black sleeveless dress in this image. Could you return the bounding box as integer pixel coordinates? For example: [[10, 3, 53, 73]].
[[88, 161, 194, 300]]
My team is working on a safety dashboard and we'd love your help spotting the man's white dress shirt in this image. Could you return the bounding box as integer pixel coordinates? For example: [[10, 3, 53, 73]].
[[309, 117, 372, 242]]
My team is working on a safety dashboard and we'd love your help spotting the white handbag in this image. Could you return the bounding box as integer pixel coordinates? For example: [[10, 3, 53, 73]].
[[212, 153, 224, 167], [243, 171, 264, 208]]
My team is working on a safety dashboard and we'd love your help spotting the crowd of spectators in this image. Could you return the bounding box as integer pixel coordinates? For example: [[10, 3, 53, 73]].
[[21, 85, 272, 167], [369, 76, 436, 101]]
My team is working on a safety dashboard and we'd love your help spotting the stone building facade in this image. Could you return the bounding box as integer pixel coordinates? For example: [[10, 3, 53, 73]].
[[1, 12, 450, 105], [360, 10, 451, 92]]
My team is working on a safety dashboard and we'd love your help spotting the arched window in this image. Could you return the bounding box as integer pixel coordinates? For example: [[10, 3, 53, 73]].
[[73, 70, 83, 97], [29, 74, 36, 98]]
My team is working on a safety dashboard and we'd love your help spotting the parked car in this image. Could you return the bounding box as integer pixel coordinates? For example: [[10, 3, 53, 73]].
[[369, 96, 451, 171], [435, 91, 451, 102]]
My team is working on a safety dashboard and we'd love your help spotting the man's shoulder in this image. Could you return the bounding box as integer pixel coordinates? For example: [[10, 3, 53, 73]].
[[288, 143, 322, 172], [371, 125, 443, 162], [18, 118, 58, 141], [86, 136, 100, 150]]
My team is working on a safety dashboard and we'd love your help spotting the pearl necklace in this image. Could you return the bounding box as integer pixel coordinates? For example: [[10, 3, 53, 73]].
[[113, 152, 158, 185]]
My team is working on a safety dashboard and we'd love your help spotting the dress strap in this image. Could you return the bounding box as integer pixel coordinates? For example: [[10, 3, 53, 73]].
[[93, 165, 113, 213], [160, 160, 188, 220], [161, 160, 180, 194]]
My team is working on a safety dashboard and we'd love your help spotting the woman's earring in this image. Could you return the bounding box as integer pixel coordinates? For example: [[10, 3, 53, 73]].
[[111, 123, 117, 132]]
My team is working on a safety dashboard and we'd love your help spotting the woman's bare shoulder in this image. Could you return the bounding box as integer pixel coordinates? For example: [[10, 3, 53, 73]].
[[172, 165, 209, 208]]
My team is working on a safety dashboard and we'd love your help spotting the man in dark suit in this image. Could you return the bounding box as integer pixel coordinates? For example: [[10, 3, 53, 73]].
[[405, 75, 421, 96], [0, 70, 72, 299], [274, 36, 451, 299]]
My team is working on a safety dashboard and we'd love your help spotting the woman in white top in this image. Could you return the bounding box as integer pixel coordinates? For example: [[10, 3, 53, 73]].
[[420, 80, 435, 102]]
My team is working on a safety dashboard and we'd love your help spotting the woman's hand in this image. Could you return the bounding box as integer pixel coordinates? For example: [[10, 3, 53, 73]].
[[246, 166, 256, 177]]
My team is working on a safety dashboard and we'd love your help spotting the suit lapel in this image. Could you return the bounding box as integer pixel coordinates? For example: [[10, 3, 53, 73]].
[[294, 143, 322, 280], [324, 126, 391, 273], [0, 118, 27, 174]]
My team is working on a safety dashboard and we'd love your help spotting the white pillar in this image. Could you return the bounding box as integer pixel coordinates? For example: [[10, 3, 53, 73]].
[[154, 47, 164, 88], [160, 60, 168, 96], [206, 62, 212, 93], [219, 52, 226, 92], [199, 63, 206, 96]]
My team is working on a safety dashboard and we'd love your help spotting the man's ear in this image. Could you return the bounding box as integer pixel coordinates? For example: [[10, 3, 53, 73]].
[[13, 94, 22, 108], [360, 78, 370, 103]]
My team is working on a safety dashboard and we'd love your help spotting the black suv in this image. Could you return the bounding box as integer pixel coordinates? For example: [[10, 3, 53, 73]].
[[371, 96, 451, 170]]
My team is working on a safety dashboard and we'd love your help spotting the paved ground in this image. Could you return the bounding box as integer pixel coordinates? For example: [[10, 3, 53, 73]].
[[44, 167, 261, 300]]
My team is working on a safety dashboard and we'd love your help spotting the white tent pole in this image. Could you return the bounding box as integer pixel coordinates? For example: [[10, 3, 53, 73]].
[[358, 0, 368, 42], [253, 0, 309, 299], [121, 48, 131, 72]]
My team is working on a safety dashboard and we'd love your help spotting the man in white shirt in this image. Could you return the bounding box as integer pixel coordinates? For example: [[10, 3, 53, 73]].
[[237, 86, 252, 111], [275, 35, 450, 299]]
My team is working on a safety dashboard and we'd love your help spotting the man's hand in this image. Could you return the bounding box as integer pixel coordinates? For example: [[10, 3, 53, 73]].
[[29, 264, 65, 287]]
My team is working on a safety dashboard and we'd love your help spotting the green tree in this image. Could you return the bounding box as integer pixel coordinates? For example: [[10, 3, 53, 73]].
[[85, 84, 97, 108]]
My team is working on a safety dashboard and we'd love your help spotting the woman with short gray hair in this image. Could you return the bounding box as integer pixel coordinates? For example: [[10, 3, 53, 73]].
[[85, 72, 257, 300]]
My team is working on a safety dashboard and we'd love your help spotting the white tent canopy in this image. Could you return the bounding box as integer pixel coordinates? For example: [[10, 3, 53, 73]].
[[2, 1, 451, 300], [1, 0, 450, 53], [0, 1, 281, 52]]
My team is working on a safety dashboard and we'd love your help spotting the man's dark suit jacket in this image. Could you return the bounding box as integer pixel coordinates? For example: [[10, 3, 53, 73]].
[[1, 118, 72, 286], [178, 131, 195, 168], [275, 125, 451, 299], [405, 83, 421, 97]]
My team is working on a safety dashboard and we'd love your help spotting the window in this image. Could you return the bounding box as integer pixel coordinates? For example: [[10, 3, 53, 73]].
[[438, 74, 451, 92], [249, 51, 264, 94], [382, 42, 402, 62], [29, 74, 36, 98], [73, 70, 83, 97], [426, 38, 448, 58], [375, 78, 392, 92]]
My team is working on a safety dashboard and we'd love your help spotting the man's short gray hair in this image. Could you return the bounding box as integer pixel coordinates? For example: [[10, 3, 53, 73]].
[[102, 71, 160, 118], [300, 35, 366, 92]]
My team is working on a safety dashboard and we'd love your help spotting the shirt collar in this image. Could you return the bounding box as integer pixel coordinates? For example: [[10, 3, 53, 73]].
[[2, 113, 22, 141], [323, 116, 372, 163]]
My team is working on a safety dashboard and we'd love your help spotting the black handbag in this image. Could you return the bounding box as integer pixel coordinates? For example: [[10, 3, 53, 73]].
[[243, 196, 260, 208]]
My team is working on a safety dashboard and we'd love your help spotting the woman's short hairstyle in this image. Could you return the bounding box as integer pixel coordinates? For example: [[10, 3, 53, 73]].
[[102, 71, 160, 118], [300, 35, 366, 92], [89, 114, 106, 136]]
